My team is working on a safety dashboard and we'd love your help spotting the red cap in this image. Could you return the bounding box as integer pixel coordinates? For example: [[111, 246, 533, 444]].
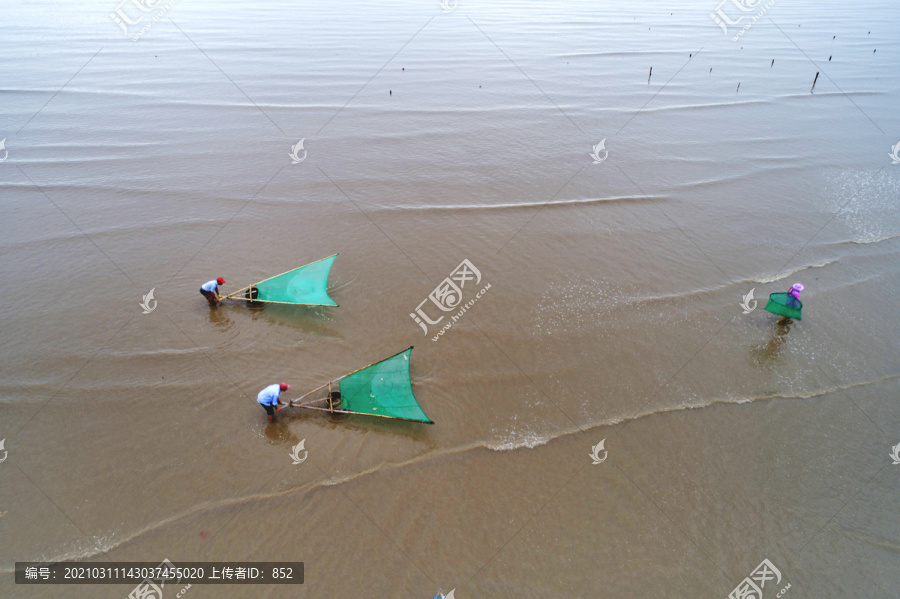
[[279, 383, 289, 391], [217, 277, 225, 285]]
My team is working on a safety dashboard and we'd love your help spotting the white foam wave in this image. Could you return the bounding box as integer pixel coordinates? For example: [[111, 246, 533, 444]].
[[753, 259, 838, 283], [486, 433, 552, 451], [827, 170, 900, 245], [377, 195, 661, 212], [847, 232, 900, 245]]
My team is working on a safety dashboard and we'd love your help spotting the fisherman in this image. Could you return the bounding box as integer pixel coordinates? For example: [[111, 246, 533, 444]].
[[200, 277, 225, 306], [258, 382, 289, 423], [786, 283, 803, 308], [777, 283, 803, 325]]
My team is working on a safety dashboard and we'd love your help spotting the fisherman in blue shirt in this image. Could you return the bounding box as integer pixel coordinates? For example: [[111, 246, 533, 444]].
[[258, 382, 289, 423]]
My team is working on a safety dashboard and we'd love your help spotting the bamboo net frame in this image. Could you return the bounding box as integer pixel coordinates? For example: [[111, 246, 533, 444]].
[[221, 253, 339, 306]]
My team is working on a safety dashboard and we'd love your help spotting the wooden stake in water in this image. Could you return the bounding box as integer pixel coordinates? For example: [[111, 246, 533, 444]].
[[736, 82, 741, 93], [648, 66, 652, 83], [771, 59, 774, 67], [811, 72, 819, 91]]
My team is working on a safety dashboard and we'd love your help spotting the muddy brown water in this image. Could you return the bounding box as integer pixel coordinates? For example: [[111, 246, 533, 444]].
[[1, 1, 899, 597]]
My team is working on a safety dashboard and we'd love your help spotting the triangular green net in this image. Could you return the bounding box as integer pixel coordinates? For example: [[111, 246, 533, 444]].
[[764, 292, 802, 320], [339, 348, 433, 423], [253, 255, 337, 306]]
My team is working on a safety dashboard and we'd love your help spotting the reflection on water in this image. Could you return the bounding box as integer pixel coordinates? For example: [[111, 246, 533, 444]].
[[262, 416, 300, 444], [750, 321, 792, 368], [206, 303, 235, 329]]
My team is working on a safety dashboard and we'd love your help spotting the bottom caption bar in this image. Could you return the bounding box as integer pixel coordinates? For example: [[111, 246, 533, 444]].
[[15, 561, 303, 584]]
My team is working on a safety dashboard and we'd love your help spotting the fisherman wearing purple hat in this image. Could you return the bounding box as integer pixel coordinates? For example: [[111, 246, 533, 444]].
[[777, 283, 804, 325], [787, 283, 803, 308]]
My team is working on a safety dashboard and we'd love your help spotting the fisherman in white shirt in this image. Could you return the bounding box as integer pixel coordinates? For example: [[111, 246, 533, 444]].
[[200, 277, 225, 306]]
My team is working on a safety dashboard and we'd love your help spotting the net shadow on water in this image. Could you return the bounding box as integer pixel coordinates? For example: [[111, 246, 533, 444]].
[[239, 301, 342, 338]]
